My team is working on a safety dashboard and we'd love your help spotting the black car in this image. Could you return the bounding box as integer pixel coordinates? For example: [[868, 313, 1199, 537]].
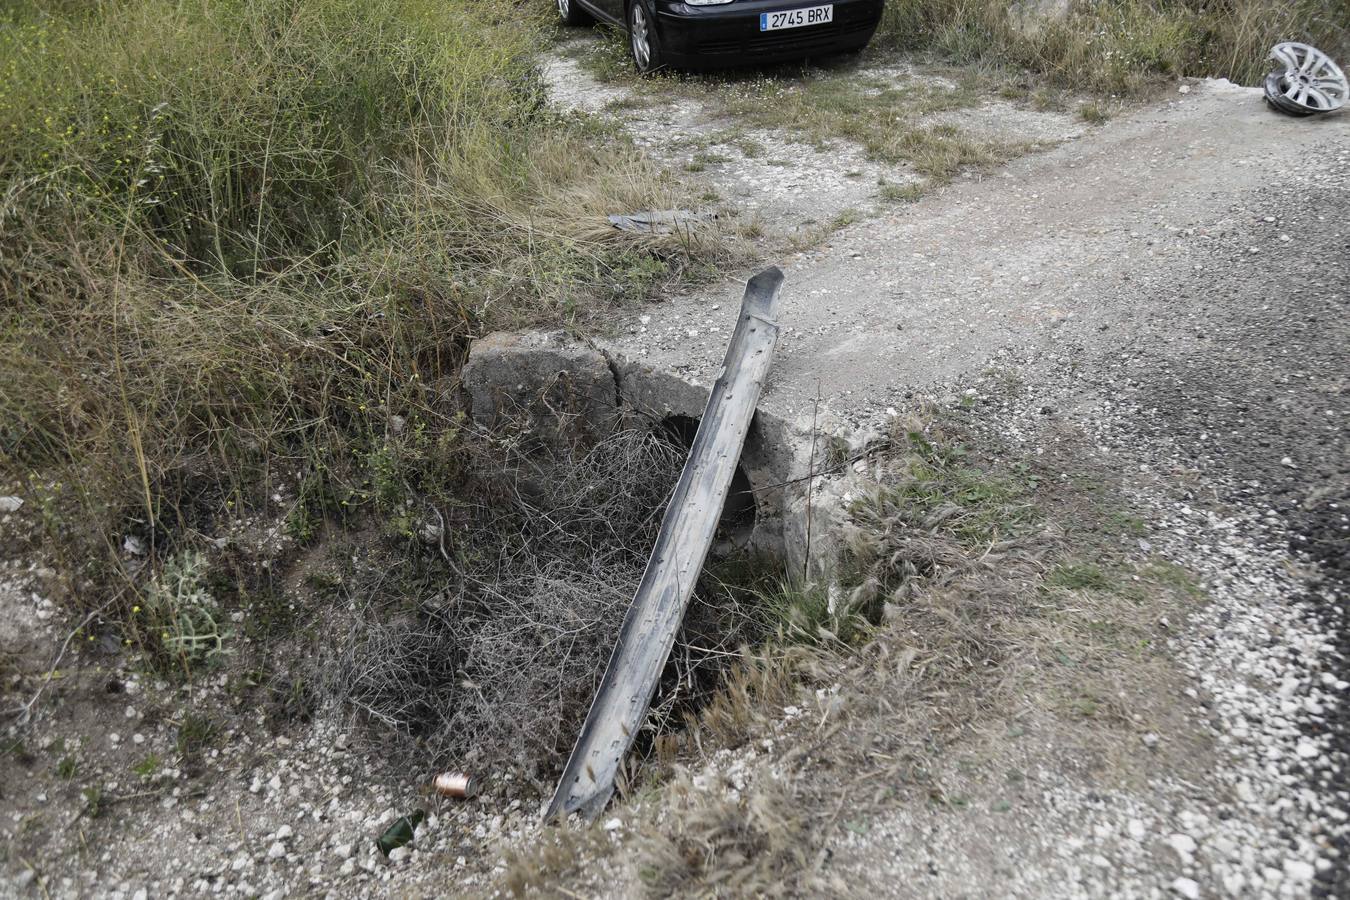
[[558, 0, 884, 74]]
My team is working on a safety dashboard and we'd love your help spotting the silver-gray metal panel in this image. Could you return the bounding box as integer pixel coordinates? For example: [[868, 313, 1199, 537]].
[[545, 266, 785, 821]]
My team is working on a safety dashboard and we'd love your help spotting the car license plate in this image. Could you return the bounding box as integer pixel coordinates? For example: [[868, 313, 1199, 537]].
[[760, 4, 833, 31]]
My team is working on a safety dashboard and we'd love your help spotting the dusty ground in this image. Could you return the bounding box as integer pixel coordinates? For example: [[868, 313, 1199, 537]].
[[2, 36, 1348, 900], [543, 35, 1087, 240]]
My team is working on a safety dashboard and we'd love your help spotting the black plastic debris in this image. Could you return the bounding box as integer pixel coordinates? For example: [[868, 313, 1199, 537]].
[[1263, 42, 1347, 117]]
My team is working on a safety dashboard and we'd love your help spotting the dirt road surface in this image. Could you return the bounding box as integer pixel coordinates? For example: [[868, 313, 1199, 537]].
[[591, 69, 1350, 899]]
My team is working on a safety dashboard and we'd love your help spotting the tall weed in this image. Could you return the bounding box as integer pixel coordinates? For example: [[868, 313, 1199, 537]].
[[0, 0, 712, 620]]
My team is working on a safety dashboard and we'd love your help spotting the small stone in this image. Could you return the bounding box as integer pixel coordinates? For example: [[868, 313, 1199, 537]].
[[338, 859, 356, 877], [1178, 84, 1191, 94], [1167, 833, 1197, 860], [267, 841, 286, 860], [333, 843, 355, 860], [275, 824, 293, 841], [388, 846, 410, 863], [0, 496, 23, 513], [1127, 819, 1146, 840], [1295, 740, 1319, 760], [1171, 876, 1199, 899], [1283, 859, 1314, 881], [1280, 456, 1295, 468], [603, 818, 622, 832]]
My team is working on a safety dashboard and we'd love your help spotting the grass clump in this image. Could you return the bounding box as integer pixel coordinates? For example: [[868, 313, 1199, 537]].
[[638, 778, 809, 898], [1046, 561, 1114, 590], [877, 0, 1349, 93], [1077, 100, 1113, 123], [0, 0, 716, 643]]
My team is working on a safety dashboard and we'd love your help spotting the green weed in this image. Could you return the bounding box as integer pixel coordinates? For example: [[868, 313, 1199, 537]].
[[133, 754, 161, 778], [175, 712, 217, 757], [56, 754, 77, 780]]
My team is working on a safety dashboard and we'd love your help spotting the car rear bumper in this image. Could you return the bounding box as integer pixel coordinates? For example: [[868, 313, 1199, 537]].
[[653, 0, 883, 69]]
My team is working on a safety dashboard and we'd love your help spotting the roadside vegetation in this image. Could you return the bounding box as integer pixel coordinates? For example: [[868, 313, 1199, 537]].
[[878, 0, 1350, 92], [505, 411, 1209, 896], [0, 0, 719, 659]]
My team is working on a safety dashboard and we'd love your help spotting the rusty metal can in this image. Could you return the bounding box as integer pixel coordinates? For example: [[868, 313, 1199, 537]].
[[433, 772, 478, 799]]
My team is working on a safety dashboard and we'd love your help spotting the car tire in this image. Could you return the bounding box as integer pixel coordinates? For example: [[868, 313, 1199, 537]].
[[557, 0, 591, 27], [627, 0, 663, 75]]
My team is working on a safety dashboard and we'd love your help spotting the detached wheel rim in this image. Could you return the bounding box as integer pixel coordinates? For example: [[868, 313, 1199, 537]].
[[631, 5, 652, 71], [1267, 42, 1348, 113]]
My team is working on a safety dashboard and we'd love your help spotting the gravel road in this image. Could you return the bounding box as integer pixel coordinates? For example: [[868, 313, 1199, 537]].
[[600, 78, 1349, 897]]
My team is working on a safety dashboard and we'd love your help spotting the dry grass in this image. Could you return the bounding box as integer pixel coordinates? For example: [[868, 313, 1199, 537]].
[[878, 0, 1350, 93], [498, 413, 1206, 896], [638, 776, 810, 898], [0, 0, 728, 656], [311, 426, 770, 778]]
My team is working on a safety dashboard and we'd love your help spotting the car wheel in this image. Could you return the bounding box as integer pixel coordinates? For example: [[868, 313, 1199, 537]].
[[557, 0, 591, 27], [627, 0, 663, 75]]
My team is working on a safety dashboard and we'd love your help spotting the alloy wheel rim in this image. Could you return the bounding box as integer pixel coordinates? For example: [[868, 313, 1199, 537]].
[[557, 0, 569, 18], [631, 6, 651, 70], [1267, 42, 1348, 113]]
